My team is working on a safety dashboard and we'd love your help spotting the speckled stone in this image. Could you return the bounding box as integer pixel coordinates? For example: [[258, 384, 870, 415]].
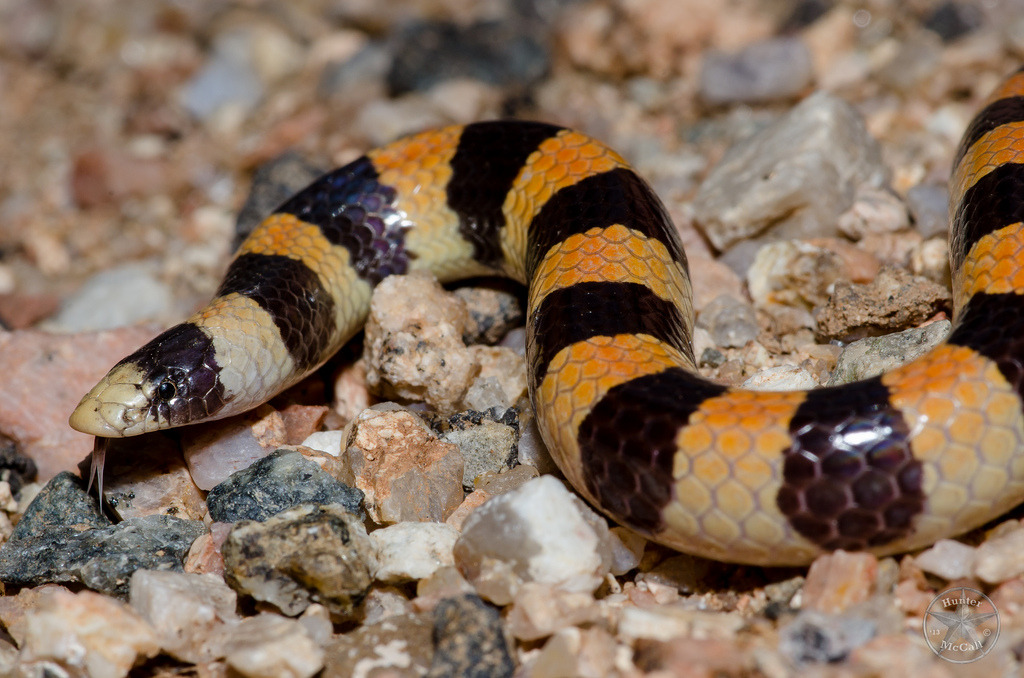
[[427, 594, 514, 678], [206, 448, 364, 522]]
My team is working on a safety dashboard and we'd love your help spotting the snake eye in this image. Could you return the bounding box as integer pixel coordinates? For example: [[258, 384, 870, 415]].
[[156, 380, 177, 401]]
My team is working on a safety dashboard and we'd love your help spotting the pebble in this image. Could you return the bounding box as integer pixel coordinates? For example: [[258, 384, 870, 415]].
[[427, 594, 515, 678], [836, 187, 910, 239], [128, 570, 238, 663], [222, 612, 325, 678], [692, 91, 887, 253], [747, 240, 844, 311], [47, 262, 174, 332], [905, 182, 950, 239], [322, 611, 433, 677], [778, 610, 876, 665], [801, 550, 878, 614], [914, 539, 977, 581], [527, 626, 621, 678], [454, 286, 523, 345], [453, 476, 614, 603], [698, 294, 759, 348], [505, 583, 600, 642], [687, 255, 745, 312], [180, 29, 266, 122], [234, 151, 326, 243], [910, 237, 950, 285], [342, 405, 465, 524], [465, 345, 528, 409], [180, 407, 284, 490], [828, 319, 950, 385], [363, 272, 476, 412], [222, 503, 375, 617], [699, 37, 813, 106], [19, 588, 160, 678], [97, 433, 206, 521], [616, 605, 744, 643], [440, 411, 518, 490], [206, 448, 364, 522], [0, 325, 159, 481], [974, 524, 1024, 584], [742, 364, 819, 391], [815, 266, 950, 342], [0, 472, 205, 596], [370, 521, 460, 584]]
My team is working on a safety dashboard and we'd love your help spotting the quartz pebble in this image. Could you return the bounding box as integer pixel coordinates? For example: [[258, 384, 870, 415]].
[[698, 294, 759, 348], [693, 91, 887, 253], [223, 612, 325, 678], [129, 570, 238, 663], [974, 525, 1024, 584], [206, 448, 364, 522], [742, 364, 818, 391], [342, 405, 464, 524], [181, 407, 285, 490], [801, 550, 878, 614], [699, 37, 813, 105], [98, 433, 206, 521], [914, 539, 977, 581], [454, 476, 614, 603], [19, 588, 160, 678], [371, 521, 460, 584], [48, 262, 174, 332], [506, 583, 600, 641], [364, 271, 476, 412]]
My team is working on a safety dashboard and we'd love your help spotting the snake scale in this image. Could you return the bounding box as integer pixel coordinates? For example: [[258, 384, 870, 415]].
[[70, 68, 1024, 566]]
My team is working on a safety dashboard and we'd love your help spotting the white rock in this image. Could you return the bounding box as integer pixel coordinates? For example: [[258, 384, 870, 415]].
[[974, 527, 1024, 584], [742, 364, 818, 391], [371, 522, 459, 583], [129, 570, 238, 663], [301, 430, 346, 457], [223, 613, 324, 678], [20, 589, 160, 678], [453, 476, 613, 603]]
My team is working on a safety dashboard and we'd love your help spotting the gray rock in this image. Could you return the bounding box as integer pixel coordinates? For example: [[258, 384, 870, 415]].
[[828, 320, 950, 385], [438, 409, 519, 490], [222, 503, 374, 617], [51, 263, 173, 332], [0, 473, 205, 596], [906, 182, 949, 240], [180, 30, 264, 120], [427, 595, 514, 678], [454, 286, 523, 345], [692, 91, 887, 253], [317, 42, 392, 100], [206, 449, 364, 522], [778, 610, 876, 664], [699, 37, 814, 106], [698, 294, 759, 348]]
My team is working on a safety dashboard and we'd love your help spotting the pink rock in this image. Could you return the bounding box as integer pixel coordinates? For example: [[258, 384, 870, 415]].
[[802, 550, 878, 614], [0, 326, 160, 481]]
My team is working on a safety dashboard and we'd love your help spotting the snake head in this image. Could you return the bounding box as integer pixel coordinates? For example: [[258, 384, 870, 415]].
[[69, 323, 228, 437]]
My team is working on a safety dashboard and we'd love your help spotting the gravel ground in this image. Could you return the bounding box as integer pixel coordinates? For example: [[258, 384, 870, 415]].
[[3, 0, 1024, 676]]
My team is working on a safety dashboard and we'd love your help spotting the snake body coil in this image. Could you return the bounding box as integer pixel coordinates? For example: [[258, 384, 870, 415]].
[[70, 70, 1024, 565]]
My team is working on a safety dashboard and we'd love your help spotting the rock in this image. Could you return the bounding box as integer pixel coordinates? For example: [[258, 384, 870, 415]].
[[19, 588, 160, 678], [180, 29, 265, 122], [516, 416, 558, 476], [206, 448, 364, 522], [180, 407, 285, 490], [386, 20, 548, 95], [815, 266, 950, 342], [222, 612, 325, 678], [688, 255, 745, 312], [427, 594, 514, 678], [69, 148, 168, 209], [96, 433, 206, 521], [222, 503, 374, 617], [506, 583, 600, 641], [698, 294, 759, 348], [742, 365, 818, 391], [0, 472, 205, 596], [183, 521, 232, 576], [828, 319, 950, 385], [301, 430, 346, 457], [342, 405, 465, 524], [692, 91, 887, 253], [0, 325, 159, 481], [905, 182, 949, 240], [464, 346, 528, 410], [801, 551, 878, 614], [440, 411, 518, 490], [332, 359, 372, 424], [48, 263, 174, 332], [924, 1, 984, 41], [322, 611, 434, 677], [836, 187, 910, 239], [699, 37, 813, 106], [235, 152, 325, 243], [361, 586, 413, 625], [617, 605, 744, 643], [364, 272, 477, 412], [454, 286, 523, 345], [371, 522, 460, 584], [453, 476, 614, 603], [0, 439, 37, 495], [129, 570, 238, 663], [914, 539, 976, 581], [778, 610, 876, 664], [414, 566, 476, 611], [974, 525, 1024, 584], [747, 240, 844, 311], [531, 627, 630, 678]]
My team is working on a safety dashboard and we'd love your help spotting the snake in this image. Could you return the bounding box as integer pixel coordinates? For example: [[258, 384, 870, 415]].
[[69, 68, 1024, 566]]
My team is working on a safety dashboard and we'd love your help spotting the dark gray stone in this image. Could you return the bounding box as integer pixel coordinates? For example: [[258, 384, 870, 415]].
[[0, 473, 205, 596], [234, 153, 325, 246], [427, 594, 514, 678], [206, 449, 364, 522]]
